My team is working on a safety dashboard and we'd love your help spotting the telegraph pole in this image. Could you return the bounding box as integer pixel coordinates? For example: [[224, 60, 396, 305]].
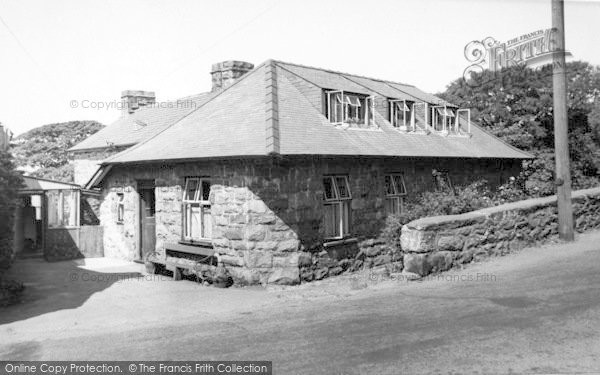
[[552, 0, 574, 241]]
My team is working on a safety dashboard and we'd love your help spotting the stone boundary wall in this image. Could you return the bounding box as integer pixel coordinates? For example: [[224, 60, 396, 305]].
[[400, 187, 600, 276]]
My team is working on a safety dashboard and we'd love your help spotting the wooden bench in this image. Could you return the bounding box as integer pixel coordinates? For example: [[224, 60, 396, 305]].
[[163, 242, 216, 281]]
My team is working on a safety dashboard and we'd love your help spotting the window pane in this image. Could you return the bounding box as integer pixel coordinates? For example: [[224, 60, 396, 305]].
[[330, 92, 344, 123], [335, 177, 350, 199], [47, 191, 60, 227], [393, 175, 406, 195], [323, 177, 336, 200], [190, 204, 201, 239], [61, 190, 77, 226], [347, 95, 361, 107], [324, 203, 340, 238], [202, 205, 212, 239], [118, 204, 124, 222], [183, 178, 198, 201], [201, 180, 211, 201], [341, 201, 350, 236], [384, 175, 395, 195]]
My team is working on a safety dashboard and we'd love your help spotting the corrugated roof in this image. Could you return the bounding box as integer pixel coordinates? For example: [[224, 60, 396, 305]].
[[97, 59, 532, 165], [69, 92, 213, 151]]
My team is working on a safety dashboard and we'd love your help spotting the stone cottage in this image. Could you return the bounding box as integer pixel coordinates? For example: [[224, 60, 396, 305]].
[[70, 59, 531, 285]]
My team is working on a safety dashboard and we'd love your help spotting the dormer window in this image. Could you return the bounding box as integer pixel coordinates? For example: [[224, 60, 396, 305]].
[[429, 105, 471, 134], [390, 100, 414, 130], [430, 106, 457, 133], [325, 90, 375, 127]]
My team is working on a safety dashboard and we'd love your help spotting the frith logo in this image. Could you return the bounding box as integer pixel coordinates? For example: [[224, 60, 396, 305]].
[[463, 28, 573, 87]]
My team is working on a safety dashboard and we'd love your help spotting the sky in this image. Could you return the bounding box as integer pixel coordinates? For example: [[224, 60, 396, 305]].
[[1, 0, 599, 136]]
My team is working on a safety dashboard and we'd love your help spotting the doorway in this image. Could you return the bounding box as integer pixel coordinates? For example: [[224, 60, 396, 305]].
[[138, 180, 156, 261]]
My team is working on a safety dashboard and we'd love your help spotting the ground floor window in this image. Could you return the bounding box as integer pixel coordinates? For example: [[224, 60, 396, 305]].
[[47, 189, 79, 228], [182, 178, 212, 241], [323, 175, 352, 239], [384, 174, 407, 215]]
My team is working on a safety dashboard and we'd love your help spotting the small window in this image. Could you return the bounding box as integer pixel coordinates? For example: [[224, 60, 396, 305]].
[[323, 176, 352, 240], [390, 100, 413, 129], [182, 178, 212, 241], [431, 106, 458, 132], [326, 90, 375, 127], [384, 174, 407, 215], [116, 193, 124, 223]]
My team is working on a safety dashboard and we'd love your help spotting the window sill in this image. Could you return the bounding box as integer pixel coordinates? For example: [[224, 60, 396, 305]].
[[323, 237, 358, 248], [179, 239, 213, 247]]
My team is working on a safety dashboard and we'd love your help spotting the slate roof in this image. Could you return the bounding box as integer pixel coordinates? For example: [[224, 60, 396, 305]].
[[70, 92, 213, 151], [82, 59, 531, 164]]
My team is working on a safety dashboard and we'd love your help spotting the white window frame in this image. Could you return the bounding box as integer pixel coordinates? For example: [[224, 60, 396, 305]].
[[384, 174, 407, 216], [389, 100, 414, 130], [323, 175, 352, 240], [431, 105, 448, 132], [47, 189, 80, 229], [182, 178, 212, 241], [326, 91, 375, 127]]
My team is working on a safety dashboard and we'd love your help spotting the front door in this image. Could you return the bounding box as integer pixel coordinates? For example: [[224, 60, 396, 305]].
[[138, 181, 156, 261]]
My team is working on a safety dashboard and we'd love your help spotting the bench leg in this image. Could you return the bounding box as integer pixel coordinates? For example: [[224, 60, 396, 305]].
[[173, 267, 182, 281]]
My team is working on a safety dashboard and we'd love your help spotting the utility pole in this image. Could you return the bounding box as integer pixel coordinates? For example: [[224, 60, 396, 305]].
[[552, 0, 574, 241]]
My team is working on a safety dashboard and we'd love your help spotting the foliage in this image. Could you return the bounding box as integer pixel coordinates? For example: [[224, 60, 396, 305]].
[[382, 180, 495, 248], [439, 61, 600, 196], [0, 150, 24, 276], [11, 121, 104, 182]]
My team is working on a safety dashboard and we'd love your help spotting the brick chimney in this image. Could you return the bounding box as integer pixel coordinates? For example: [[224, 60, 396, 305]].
[[121, 90, 156, 114], [210, 61, 254, 92]]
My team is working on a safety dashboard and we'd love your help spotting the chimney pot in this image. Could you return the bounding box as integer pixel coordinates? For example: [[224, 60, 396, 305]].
[[210, 60, 254, 92]]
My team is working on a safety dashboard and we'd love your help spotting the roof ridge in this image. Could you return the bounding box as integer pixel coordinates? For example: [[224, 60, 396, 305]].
[[102, 62, 268, 164], [265, 60, 280, 155], [271, 59, 417, 88]]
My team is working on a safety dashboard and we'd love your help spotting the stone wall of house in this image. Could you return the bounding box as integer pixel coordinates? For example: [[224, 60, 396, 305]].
[[400, 187, 600, 277], [98, 156, 520, 284]]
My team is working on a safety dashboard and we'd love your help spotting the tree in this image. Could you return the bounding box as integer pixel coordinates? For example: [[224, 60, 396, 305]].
[[11, 120, 104, 182], [439, 61, 600, 196]]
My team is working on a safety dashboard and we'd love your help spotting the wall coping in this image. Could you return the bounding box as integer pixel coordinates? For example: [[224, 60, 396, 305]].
[[404, 186, 600, 231]]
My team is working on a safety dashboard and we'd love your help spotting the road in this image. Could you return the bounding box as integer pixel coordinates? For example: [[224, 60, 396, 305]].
[[2, 232, 600, 374]]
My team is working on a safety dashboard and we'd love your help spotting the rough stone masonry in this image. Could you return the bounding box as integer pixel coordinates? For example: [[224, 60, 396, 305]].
[[400, 187, 600, 277]]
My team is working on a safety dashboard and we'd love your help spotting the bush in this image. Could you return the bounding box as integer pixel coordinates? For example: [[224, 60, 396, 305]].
[[0, 150, 24, 276], [381, 180, 495, 249]]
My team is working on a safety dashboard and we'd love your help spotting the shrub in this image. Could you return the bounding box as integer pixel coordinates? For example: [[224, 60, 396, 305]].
[[382, 180, 497, 249], [0, 150, 24, 276]]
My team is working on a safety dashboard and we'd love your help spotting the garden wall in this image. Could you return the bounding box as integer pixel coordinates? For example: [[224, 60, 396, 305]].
[[400, 187, 600, 276]]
